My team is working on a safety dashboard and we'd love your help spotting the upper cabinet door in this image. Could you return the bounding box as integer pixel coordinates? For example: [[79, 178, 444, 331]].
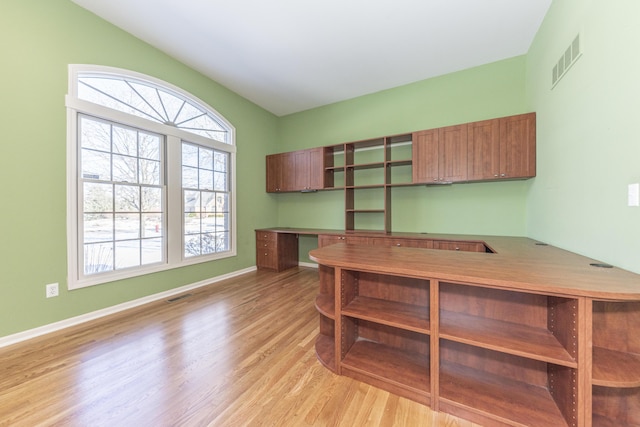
[[438, 124, 468, 183], [412, 129, 440, 183], [266, 153, 284, 192], [467, 119, 500, 181], [413, 125, 468, 184], [499, 113, 536, 179]]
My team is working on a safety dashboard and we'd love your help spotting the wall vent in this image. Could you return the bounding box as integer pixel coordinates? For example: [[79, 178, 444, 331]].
[[552, 34, 582, 88]]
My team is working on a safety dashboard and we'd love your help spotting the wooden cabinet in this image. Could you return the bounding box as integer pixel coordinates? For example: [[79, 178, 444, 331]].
[[412, 125, 468, 184], [432, 240, 487, 252], [267, 113, 535, 233], [372, 237, 433, 249], [266, 147, 329, 193], [310, 241, 640, 427], [500, 112, 536, 179], [467, 113, 536, 181], [318, 234, 373, 247], [255, 230, 298, 271], [592, 301, 640, 426]]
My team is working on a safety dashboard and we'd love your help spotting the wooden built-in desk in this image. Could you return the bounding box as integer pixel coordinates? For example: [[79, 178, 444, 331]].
[[308, 237, 640, 427]]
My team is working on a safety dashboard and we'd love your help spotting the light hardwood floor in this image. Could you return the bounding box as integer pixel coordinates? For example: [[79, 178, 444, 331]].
[[0, 267, 479, 427]]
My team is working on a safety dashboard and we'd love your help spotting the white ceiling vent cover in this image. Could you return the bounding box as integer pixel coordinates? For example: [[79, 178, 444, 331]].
[[552, 34, 582, 88]]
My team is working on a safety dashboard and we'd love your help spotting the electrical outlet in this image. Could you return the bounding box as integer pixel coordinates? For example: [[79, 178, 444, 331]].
[[46, 283, 59, 298]]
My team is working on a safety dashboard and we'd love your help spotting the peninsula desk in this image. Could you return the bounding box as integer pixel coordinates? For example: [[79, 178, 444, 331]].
[[256, 229, 640, 427]]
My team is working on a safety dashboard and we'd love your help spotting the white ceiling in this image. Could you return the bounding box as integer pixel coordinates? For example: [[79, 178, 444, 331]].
[[71, 0, 552, 116]]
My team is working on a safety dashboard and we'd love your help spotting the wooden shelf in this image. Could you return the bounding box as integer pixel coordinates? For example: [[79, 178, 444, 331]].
[[315, 334, 335, 373], [314, 294, 334, 318], [346, 162, 385, 170], [593, 346, 640, 387], [440, 362, 570, 427], [341, 340, 429, 396], [386, 159, 412, 167], [346, 209, 385, 213], [440, 310, 577, 367], [342, 296, 429, 334]]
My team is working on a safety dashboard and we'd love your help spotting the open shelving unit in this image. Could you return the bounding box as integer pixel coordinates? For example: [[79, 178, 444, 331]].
[[338, 269, 431, 405], [327, 133, 413, 233]]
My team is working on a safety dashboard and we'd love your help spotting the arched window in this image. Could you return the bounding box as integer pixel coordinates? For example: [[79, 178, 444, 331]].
[[66, 65, 236, 289]]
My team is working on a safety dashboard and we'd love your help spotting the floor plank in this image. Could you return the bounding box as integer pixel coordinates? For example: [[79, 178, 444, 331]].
[[0, 268, 479, 426]]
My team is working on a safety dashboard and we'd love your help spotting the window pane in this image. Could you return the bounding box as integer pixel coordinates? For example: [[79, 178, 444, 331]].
[[182, 166, 198, 189], [113, 154, 138, 183], [184, 235, 201, 257], [140, 159, 161, 185], [139, 133, 160, 160], [199, 169, 213, 190], [113, 126, 137, 156], [84, 183, 113, 213], [216, 231, 229, 251], [142, 213, 163, 237], [84, 242, 114, 274], [82, 149, 111, 181], [217, 213, 230, 230], [202, 215, 217, 234], [216, 193, 229, 213], [214, 172, 227, 191], [80, 117, 111, 151], [184, 213, 200, 234], [84, 213, 113, 243], [201, 192, 216, 213], [115, 213, 140, 240], [199, 148, 213, 170], [115, 240, 140, 269], [184, 190, 200, 213], [214, 152, 227, 172], [201, 233, 217, 255], [182, 143, 198, 167], [142, 238, 163, 264], [115, 185, 140, 212], [142, 187, 162, 212]]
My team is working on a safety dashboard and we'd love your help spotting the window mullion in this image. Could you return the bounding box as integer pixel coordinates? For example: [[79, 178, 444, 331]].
[[166, 135, 183, 264]]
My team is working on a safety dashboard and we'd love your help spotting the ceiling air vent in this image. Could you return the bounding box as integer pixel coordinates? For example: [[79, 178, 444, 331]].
[[552, 34, 582, 88]]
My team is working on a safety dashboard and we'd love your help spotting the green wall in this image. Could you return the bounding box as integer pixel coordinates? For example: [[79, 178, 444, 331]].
[[277, 57, 532, 262], [4, 0, 639, 340], [0, 0, 279, 337], [526, 0, 640, 274]]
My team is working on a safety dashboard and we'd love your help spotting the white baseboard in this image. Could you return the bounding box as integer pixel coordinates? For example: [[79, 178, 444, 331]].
[[299, 261, 318, 268], [0, 266, 257, 349]]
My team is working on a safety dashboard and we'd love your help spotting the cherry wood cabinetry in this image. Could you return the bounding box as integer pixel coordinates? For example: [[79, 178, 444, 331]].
[[432, 240, 487, 252], [310, 239, 640, 427], [266, 113, 535, 233], [592, 301, 640, 427], [266, 147, 331, 192], [467, 113, 536, 181], [412, 125, 468, 184], [255, 230, 298, 271]]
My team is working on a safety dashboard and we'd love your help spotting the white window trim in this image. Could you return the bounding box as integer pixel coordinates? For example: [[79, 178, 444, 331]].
[[66, 65, 237, 290]]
